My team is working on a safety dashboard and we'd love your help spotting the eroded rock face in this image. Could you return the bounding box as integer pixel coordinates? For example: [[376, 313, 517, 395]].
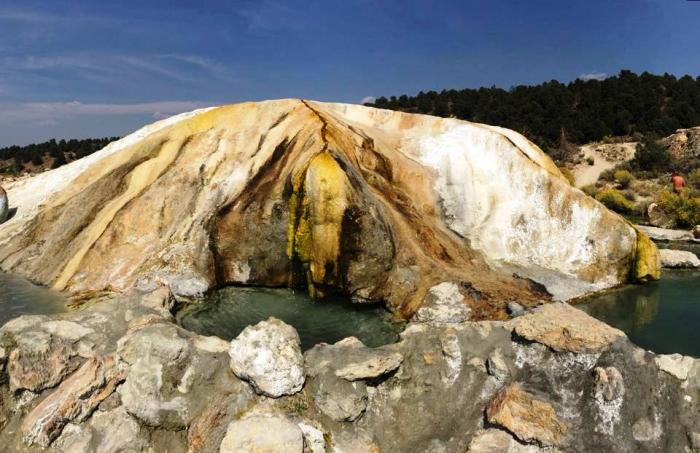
[[21, 356, 126, 447], [0, 100, 657, 316], [228, 317, 305, 397]]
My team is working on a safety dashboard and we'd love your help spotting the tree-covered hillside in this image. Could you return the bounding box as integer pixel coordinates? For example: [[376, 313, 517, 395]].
[[0, 137, 118, 174], [369, 70, 700, 153]]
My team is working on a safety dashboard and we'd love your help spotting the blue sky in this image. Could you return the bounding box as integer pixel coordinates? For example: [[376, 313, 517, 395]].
[[0, 0, 699, 146]]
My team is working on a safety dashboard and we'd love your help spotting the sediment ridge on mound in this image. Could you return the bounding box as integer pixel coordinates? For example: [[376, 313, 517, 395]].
[[0, 100, 659, 317]]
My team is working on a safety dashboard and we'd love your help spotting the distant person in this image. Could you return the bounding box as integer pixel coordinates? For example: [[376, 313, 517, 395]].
[[671, 171, 685, 194]]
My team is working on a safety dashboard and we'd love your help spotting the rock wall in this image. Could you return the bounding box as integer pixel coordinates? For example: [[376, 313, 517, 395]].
[[0, 100, 658, 315], [661, 127, 700, 161], [0, 290, 696, 452]]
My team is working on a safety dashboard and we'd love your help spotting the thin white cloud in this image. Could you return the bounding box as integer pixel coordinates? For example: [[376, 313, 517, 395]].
[[238, 0, 307, 32], [578, 72, 608, 81], [0, 101, 214, 125], [360, 96, 376, 104], [0, 53, 236, 86]]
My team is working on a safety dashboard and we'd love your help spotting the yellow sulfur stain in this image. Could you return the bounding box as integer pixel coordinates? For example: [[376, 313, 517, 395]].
[[287, 151, 349, 297], [632, 229, 660, 282]]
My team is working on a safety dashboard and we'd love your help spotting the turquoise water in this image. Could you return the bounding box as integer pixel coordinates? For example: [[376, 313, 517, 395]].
[[178, 287, 404, 350], [580, 269, 700, 357], [0, 272, 68, 327]]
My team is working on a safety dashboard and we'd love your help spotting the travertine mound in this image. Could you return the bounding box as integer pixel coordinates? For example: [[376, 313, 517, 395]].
[[0, 100, 658, 316]]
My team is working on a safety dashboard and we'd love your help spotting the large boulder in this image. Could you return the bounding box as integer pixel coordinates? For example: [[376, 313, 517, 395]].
[[647, 202, 675, 229], [0, 100, 656, 315], [228, 317, 304, 397]]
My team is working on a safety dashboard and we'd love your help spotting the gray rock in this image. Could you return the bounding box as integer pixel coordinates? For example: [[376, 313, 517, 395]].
[[412, 282, 470, 323], [309, 374, 368, 422], [647, 202, 675, 229], [305, 338, 372, 421], [694, 225, 700, 240], [659, 249, 700, 268], [51, 423, 92, 453], [219, 414, 304, 453], [90, 407, 148, 453], [117, 355, 190, 429], [228, 317, 304, 397], [0, 186, 7, 224], [486, 349, 509, 381], [116, 324, 193, 428]]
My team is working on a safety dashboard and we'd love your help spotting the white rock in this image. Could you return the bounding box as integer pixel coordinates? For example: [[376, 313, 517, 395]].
[[219, 414, 303, 453], [637, 225, 696, 242], [298, 422, 326, 453], [194, 335, 230, 354], [228, 317, 304, 397], [334, 351, 403, 381], [413, 282, 470, 323], [42, 320, 95, 341], [659, 249, 700, 268], [654, 353, 696, 380], [0, 315, 51, 334]]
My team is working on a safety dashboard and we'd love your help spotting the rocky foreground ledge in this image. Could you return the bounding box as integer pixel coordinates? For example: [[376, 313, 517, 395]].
[[0, 286, 698, 453]]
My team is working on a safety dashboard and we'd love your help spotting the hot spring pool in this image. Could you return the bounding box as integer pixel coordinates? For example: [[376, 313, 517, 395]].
[[580, 268, 700, 357], [178, 286, 404, 350], [0, 272, 68, 327]]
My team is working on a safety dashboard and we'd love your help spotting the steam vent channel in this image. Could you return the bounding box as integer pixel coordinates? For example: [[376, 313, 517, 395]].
[[0, 100, 697, 453]]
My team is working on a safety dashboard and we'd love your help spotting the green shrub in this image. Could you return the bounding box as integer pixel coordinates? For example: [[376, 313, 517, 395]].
[[689, 169, 700, 190], [632, 137, 671, 172], [595, 188, 635, 214], [657, 190, 700, 228], [586, 156, 595, 166], [613, 170, 634, 189], [559, 167, 575, 186], [582, 184, 598, 197]]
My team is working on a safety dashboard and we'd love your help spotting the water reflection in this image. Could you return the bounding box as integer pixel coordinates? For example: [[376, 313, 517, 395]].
[[178, 286, 404, 350], [580, 269, 700, 357], [0, 272, 67, 326]]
